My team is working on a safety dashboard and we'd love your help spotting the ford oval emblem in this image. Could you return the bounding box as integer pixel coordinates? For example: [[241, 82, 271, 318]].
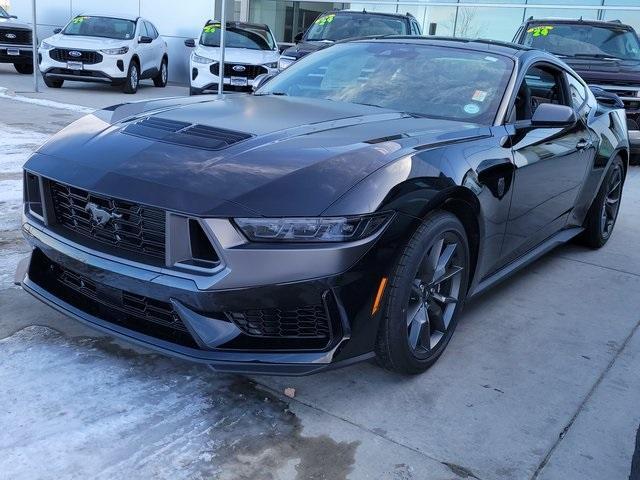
[[232, 65, 246, 72], [68, 50, 82, 57], [5, 33, 16, 39]]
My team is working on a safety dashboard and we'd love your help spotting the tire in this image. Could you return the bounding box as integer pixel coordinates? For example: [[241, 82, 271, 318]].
[[579, 155, 624, 249], [43, 76, 64, 88], [123, 60, 139, 94], [14, 62, 33, 74], [375, 211, 470, 374], [153, 58, 168, 87]]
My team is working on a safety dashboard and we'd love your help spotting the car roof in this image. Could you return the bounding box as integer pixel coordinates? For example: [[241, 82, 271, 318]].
[[206, 19, 271, 30], [329, 9, 415, 20], [349, 36, 534, 57], [523, 17, 634, 30], [77, 13, 140, 22]]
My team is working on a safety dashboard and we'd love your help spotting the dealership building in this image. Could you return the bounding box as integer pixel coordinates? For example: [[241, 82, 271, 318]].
[[7, 0, 640, 83]]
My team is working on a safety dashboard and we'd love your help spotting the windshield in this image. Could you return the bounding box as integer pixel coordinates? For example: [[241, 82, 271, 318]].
[[523, 23, 640, 60], [0, 6, 9, 17], [200, 22, 275, 50], [305, 13, 408, 41], [62, 16, 136, 40], [258, 42, 513, 125]]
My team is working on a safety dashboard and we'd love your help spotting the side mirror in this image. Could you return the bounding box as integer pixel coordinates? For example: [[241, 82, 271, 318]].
[[530, 103, 576, 128], [9, 15, 17, 19], [53, 27, 62, 34], [138, 35, 153, 44], [252, 73, 276, 93], [184, 38, 196, 48], [294, 32, 303, 43]]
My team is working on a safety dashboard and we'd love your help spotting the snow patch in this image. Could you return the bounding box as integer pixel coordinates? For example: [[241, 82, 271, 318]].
[[0, 87, 94, 114]]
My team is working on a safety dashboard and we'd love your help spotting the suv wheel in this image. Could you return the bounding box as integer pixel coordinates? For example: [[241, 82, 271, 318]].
[[14, 63, 33, 74], [123, 60, 139, 94], [153, 58, 168, 87], [43, 76, 64, 88], [375, 211, 470, 374]]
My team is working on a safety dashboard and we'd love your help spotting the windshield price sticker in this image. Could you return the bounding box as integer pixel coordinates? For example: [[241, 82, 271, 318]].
[[527, 26, 554, 37], [315, 14, 335, 26], [203, 23, 221, 33], [72, 16, 88, 24]]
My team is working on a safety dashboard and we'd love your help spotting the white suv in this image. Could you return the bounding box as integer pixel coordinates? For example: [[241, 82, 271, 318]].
[[186, 21, 279, 95], [39, 14, 168, 94]]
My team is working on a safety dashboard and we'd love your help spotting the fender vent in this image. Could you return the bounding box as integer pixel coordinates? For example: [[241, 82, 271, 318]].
[[123, 116, 252, 150]]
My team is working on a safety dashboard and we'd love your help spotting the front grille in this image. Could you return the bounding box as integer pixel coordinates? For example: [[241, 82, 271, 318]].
[[211, 63, 267, 79], [226, 305, 331, 339], [50, 48, 103, 64], [30, 251, 198, 348], [49, 180, 166, 262], [0, 28, 32, 45]]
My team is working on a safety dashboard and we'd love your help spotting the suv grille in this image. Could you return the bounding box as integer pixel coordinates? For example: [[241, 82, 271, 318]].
[[49, 181, 166, 262], [50, 48, 103, 64], [226, 305, 331, 339], [0, 28, 32, 45], [30, 251, 198, 349], [211, 63, 267, 79]]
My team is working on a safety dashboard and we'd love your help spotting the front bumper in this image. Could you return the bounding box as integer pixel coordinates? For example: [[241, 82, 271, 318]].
[[628, 129, 640, 155], [18, 215, 387, 375], [39, 48, 128, 84], [190, 62, 278, 93], [0, 43, 32, 63]]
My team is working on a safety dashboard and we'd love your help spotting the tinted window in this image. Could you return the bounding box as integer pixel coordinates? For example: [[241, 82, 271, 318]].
[[200, 22, 275, 50], [514, 66, 565, 121], [258, 42, 514, 125], [523, 23, 640, 60], [62, 16, 136, 40], [566, 74, 587, 110], [305, 13, 408, 41]]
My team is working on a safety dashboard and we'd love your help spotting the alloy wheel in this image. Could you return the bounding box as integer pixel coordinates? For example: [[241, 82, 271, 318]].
[[161, 62, 167, 84], [131, 66, 138, 89], [600, 164, 623, 239], [406, 232, 464, 357]]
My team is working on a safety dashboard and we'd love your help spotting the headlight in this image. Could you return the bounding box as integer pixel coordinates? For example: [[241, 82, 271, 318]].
[[192, 53, 214, 64], [264, 62, 278, 69], [278, 56, 296, 70], [40, 40, 53, 50], [100, 46, 129, 55], [234, 213, 392, 243]]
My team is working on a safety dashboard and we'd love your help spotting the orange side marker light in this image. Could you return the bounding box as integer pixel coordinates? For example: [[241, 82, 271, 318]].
[[371, 277, 388, 316]]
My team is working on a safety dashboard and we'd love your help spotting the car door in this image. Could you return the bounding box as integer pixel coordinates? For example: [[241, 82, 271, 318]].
[[136, 20, 153, 74], [499, 62, 594, 265], [146, 21, 164, 71]]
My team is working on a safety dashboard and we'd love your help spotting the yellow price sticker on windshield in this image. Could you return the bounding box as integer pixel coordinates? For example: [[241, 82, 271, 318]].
[[527, 26, 554, 37], [203, 23, 221, 33], [315, 14, 335, 26], [72, 16, 88, 24]]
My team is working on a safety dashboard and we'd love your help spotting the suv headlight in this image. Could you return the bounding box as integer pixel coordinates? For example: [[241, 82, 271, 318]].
[[192, 53, 214, 64], [278, 56, 295, 70], [234, 213, 393, 243], [100, 46, 129, 55], [40, 40, 53, 50]]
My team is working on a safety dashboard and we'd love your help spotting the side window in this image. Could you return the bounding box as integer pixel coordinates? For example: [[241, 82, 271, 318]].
[[146, 21, 158, 39], [411, 20, 421, 36], [513, 65, 566, 121], [566, 74, 587, 111], [138, 21, 148, 37]]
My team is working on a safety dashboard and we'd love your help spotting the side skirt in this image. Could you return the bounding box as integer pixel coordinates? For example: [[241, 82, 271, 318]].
[[468, 227, 584, 298]]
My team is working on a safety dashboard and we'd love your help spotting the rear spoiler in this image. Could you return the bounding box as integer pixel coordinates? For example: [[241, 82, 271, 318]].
[[589, 86, 625, 109]]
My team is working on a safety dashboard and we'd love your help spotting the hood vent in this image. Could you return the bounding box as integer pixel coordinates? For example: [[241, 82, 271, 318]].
[[122, 116, 252, 150]]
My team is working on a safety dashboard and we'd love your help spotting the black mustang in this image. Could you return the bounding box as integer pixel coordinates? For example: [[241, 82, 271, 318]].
[[18, 38, 628, 375]]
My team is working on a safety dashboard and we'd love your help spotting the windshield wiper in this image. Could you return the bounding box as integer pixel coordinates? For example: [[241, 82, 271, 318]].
[[255, 91, 288, 96], [571, 53, 622, 60]]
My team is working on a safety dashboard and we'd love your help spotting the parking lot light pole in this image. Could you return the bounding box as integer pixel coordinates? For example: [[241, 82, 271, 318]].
[[217, 0, 226, 99], [31, 0, 38, 92]]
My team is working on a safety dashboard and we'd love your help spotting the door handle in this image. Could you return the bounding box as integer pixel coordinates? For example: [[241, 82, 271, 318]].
[[576, 138, 592, 150]]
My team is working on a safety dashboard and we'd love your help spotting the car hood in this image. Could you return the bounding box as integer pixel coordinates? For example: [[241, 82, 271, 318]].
[[0, 17, 31, 30], [281, 40, 333, 59], [195, 45, 279, 64], [45, 34, 130, 49], [563, 57, 640, 82], [26, 95, 487, 217]]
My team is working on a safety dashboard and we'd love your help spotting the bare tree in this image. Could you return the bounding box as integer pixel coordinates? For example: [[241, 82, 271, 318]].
[[451, 8, 485, 39]]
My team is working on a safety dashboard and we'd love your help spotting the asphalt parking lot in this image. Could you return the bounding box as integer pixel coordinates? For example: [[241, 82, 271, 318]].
[[1, 64, 639, 480]]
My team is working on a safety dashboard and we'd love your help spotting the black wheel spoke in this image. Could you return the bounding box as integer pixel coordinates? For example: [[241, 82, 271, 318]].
[[408, 302, 430, 351], [430, 265, 463, 287]]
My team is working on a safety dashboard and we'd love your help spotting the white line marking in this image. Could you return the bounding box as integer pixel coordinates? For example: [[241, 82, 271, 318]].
[[0, 87, 94, 114]]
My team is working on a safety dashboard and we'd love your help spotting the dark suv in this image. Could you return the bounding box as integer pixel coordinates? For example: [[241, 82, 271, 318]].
[[514, 18, 640, 156], [278, 9, 421, 70], [0, 6, 34, 74]]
